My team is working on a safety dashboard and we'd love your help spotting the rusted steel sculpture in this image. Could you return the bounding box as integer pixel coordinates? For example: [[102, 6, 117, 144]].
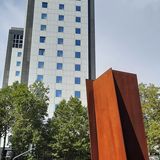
[[86, 69, 149, 160]]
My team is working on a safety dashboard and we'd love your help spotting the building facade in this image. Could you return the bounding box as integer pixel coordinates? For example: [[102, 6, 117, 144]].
[[3, 0, 95, 117], [3, 28, 24, 87]]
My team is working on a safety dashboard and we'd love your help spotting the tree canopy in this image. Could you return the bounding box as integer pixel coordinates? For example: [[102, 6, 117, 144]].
[[139, 83, 160, 155], [50, 97, 90, 160]]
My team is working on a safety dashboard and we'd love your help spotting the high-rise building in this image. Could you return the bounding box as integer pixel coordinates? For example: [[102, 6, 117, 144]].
[[3, 28, 24, 87], [3, 0, 95, 117]]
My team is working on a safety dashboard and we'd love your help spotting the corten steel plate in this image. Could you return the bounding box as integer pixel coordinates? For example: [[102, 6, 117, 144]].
[[86, 69, 149, 160]]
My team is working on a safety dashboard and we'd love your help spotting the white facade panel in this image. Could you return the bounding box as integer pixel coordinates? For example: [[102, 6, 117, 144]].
[[26, 0, 89, 117]]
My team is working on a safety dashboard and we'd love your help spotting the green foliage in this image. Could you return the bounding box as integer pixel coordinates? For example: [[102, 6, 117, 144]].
[[0, 85, 15, 159], [11, 82, 49, 159], [139, 83, 160, 155], [0, 82, 90, 160], [0, 86, 13, 137], [50, 97, 90, 160]]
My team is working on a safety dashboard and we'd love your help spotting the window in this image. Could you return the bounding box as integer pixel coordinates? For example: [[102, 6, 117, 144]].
[[57, 63, 63, 70], [37, 75, 43, 81], [76, 6, 81, 11], [75, 64, 81, 71], [16, 61, 21, 66], [58, 26, 64, 32], [41, 25, 47, 31], [41, 13, 47, 19], [59, 15, 64, 21], [59, 4, 64, 10], [75, 91, 81, 98], [40, 36, 46, 43], [56, 76, 62, 83], [56, 90, 62, 97], [15, 71, 20, 76], [39, 49, 45, 55], [17, 52, 22, 57], [13, 34, 23, 48], [42, 2, 48, 8], [76, 17, 81, 22], [75, 52, 81, 58], [38, 61, 44, 68], [75, 28, 81, 34], [58, 38, 63, 44], [57, 50, 63, 57], [75, 40, 81, 46], [75, 77, 81, 84]]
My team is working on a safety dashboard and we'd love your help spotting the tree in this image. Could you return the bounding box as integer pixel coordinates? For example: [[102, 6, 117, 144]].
[[11, 82, 49, 160], [0, 86, 14, 160], [50, 97, 90, 160], [139, 83, 160, 156]]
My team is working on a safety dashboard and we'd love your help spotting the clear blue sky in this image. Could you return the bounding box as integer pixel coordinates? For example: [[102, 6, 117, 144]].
[[0, 0, 160, 87]]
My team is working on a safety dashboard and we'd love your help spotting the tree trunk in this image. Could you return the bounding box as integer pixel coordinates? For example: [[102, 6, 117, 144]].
[[1, 126, 7, 160]]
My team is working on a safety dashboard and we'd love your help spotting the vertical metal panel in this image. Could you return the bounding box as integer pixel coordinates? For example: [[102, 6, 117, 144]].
[[86, 69, 149, 160], [86, 80, 99, 160], [86, 69, 127, 160], [113, 70, 149, 160]]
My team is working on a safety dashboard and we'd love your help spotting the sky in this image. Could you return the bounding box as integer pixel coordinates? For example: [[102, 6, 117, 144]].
[[0, 0, 160, 87]]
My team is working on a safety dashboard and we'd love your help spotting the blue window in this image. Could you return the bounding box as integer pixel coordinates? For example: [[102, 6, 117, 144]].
[[59, 4, 64, 10], [75, 64, 81, 71], [75, 91, 81, 98], [56, 90, 62, 97], [76, 17, 81, 22], [41, 25, 47, 31], [75, 77, 81, 84], [37, 75, 43, 81], [57, 38, 63, 44], [39, 49, 45, 55], [17, 52, 22, 57], [57, 50, 63, 57], [16, 61, 21, 66], [38, 61, 44, 68], [15, 71, 20, 76], [41, 13, 47, 19], [58, 26, 64, 32], [75, 40, 81, 46], [42, 2, 48, 8], [59, 15, 64, 21], [75, 52, 81, 58], [56, 76, 62, 83], [40, 36, 46, 43], [57, 63, 63, 70], [76, 6, 81, 11], [75, 28, 81, 34]]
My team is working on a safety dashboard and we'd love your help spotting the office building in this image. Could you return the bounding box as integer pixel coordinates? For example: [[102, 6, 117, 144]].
[[3, 0, 95, 117]]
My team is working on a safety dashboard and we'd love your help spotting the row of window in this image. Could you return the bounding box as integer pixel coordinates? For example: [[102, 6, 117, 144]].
[[41, 13, 81, 23], [39, 36, 81, 46], [15, 71, 81, 98], [42, 2, 81, 12], [15, 71, 81, 85], [36, 75, 81, 84], [37, 62, 81, 71], [55, 90, 81, 98], [39, 49, 81, 58], [40, 25, 81, 34]]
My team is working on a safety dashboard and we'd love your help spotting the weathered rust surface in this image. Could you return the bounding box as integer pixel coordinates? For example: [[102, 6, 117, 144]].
[[113, 70, 149, 160], [86, 80, 99, 160], [86, 69, 149, 160]]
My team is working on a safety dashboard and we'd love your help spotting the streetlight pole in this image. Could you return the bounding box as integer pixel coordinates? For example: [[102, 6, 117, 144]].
[[88, 0, 96, 80], [12, 148, 34, 160]]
